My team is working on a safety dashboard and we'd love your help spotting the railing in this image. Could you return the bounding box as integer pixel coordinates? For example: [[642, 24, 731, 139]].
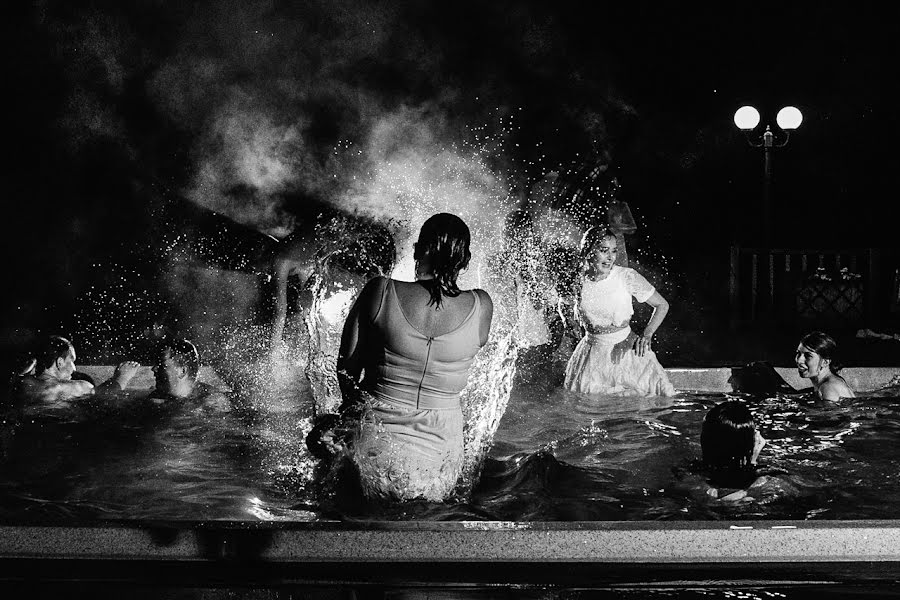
[[729, 247, 881, 328]]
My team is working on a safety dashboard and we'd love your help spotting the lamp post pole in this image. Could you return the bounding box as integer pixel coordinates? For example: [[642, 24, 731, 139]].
[[763, 126, 774, 244], [734, 106, 803, 247]]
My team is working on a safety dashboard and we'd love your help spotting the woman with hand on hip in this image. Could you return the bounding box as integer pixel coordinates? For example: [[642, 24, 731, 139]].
[[563, 226, 675, 397]]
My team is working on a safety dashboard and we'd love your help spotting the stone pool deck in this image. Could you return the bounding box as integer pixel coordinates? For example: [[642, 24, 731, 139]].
[[2, 521, 900, 589]]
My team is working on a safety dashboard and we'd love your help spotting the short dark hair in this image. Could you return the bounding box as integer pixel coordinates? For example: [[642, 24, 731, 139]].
[[799, 331, 842, 373], [36, 335, 74, 373], [701, 400, 756, 472], [158, 338, 200, 380]]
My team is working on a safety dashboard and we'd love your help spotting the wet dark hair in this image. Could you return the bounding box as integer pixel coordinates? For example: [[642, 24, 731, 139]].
[[157, 338, 201, 381], [414, 213, 472, 307], [36, 335, 74, 373], [701, 400, 756, 474], [799, 331, 842, 373], [578, 226, 617, 272]]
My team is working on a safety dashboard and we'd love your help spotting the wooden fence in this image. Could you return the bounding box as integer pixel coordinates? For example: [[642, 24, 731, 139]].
[[729, 247, 881, 329]]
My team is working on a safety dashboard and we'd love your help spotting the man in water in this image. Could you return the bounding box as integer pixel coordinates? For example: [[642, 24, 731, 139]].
[[268, 214, 396, 352], [150, 338, 230, 412], [16, 335, 141, 407]]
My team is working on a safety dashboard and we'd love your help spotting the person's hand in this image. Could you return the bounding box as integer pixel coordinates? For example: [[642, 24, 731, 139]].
[[113, 361, 142, 388], [306, 413, 347, 460], [749, 430, 767, 466], [611, 333, 636, 364], [319, 429, 347, 455], [719, 489, 750, 502], [633, 333, 653, 357]]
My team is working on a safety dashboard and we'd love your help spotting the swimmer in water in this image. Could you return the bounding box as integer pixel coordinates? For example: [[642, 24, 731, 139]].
[[795, 331, 855, 401], [150, 338, 230, 412], [16, 335, 141, 408], [700, 400, 768, 501]]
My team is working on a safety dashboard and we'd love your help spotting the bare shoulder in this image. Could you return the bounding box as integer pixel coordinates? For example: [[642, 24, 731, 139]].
[[358, 276, 390, 305], [18, 377, 93, 405], [472, 288, 493, 345], [473, 287, 493, 308], [821, 377, 855, 400]]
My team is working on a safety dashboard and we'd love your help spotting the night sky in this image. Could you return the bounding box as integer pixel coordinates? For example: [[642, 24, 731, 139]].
[[3, 1, 897, 350]]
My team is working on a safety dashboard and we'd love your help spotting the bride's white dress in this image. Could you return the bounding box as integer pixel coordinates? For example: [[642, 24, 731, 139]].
[[564, 265, 676, 397]]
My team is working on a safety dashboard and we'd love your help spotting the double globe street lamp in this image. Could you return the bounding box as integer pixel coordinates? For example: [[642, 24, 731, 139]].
[[734, 105, 803, 244]]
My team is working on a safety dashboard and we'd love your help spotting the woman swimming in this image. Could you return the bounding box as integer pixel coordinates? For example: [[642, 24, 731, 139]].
[[795, 331, 854, 401]]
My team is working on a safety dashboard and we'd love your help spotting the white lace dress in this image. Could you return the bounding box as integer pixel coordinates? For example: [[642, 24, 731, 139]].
[[564, 266, 676, 397]]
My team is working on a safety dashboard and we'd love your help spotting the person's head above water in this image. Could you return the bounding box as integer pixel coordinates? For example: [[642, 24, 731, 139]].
[[796, 331, 842, 378], [701, 400, 757, 472], [153, 338, 201, 398], [35, 335, 77, 380], [413, 213, 472, 307], [579, 226, 618, 279]]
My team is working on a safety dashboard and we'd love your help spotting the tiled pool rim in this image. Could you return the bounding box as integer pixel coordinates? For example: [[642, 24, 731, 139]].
[[2, 366, 899, 588], [79, 364, 900, 395]]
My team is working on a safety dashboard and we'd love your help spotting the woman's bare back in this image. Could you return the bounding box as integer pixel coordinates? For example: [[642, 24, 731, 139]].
[[392, 280, 477, 338]]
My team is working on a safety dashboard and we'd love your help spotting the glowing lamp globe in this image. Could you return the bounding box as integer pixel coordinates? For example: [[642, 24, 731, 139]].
[[733, 106, 760, 130], [776, 106, 803, 130]]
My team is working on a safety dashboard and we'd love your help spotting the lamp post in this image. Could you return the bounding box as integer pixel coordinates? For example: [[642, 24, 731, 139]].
[[734, 105, 803, 244]]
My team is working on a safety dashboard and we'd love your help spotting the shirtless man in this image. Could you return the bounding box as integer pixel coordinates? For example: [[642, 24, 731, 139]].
[[150, 338, 230, 412], [17, 335, 141, 407], [268, 215, 396, 352]]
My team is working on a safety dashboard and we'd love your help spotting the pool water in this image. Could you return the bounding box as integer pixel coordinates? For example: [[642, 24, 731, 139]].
[[2, 363, 900, 523]]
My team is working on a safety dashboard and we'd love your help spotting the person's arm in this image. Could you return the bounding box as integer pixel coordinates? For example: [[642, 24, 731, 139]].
[[94, 361, 142, 395], [718, 489, 750, 502], [749, 430, 766, 466], [634, 291, 669, 357], [269, 236, 317, 350], [557, 278, 584, 340], [336, 277, 384, 413], [270, 256, 314, 350]]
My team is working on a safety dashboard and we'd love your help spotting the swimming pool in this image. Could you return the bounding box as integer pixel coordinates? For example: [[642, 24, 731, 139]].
[[5, 364, 898, 522], [2, 364, 900, 594]]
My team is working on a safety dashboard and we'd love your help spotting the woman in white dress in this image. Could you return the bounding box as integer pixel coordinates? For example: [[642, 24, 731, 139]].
[[563, 226, 676, 397]]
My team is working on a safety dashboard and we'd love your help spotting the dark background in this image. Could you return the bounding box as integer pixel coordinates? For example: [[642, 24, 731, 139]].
[[3, 1, 898, 365]]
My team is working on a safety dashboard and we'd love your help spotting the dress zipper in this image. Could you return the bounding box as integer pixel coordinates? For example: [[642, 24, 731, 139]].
[[416, 336, 434, 409]]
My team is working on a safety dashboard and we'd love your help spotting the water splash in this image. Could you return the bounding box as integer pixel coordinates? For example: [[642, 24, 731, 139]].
[[304, 268, 361, 416], [457, 331, 519, 498]]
